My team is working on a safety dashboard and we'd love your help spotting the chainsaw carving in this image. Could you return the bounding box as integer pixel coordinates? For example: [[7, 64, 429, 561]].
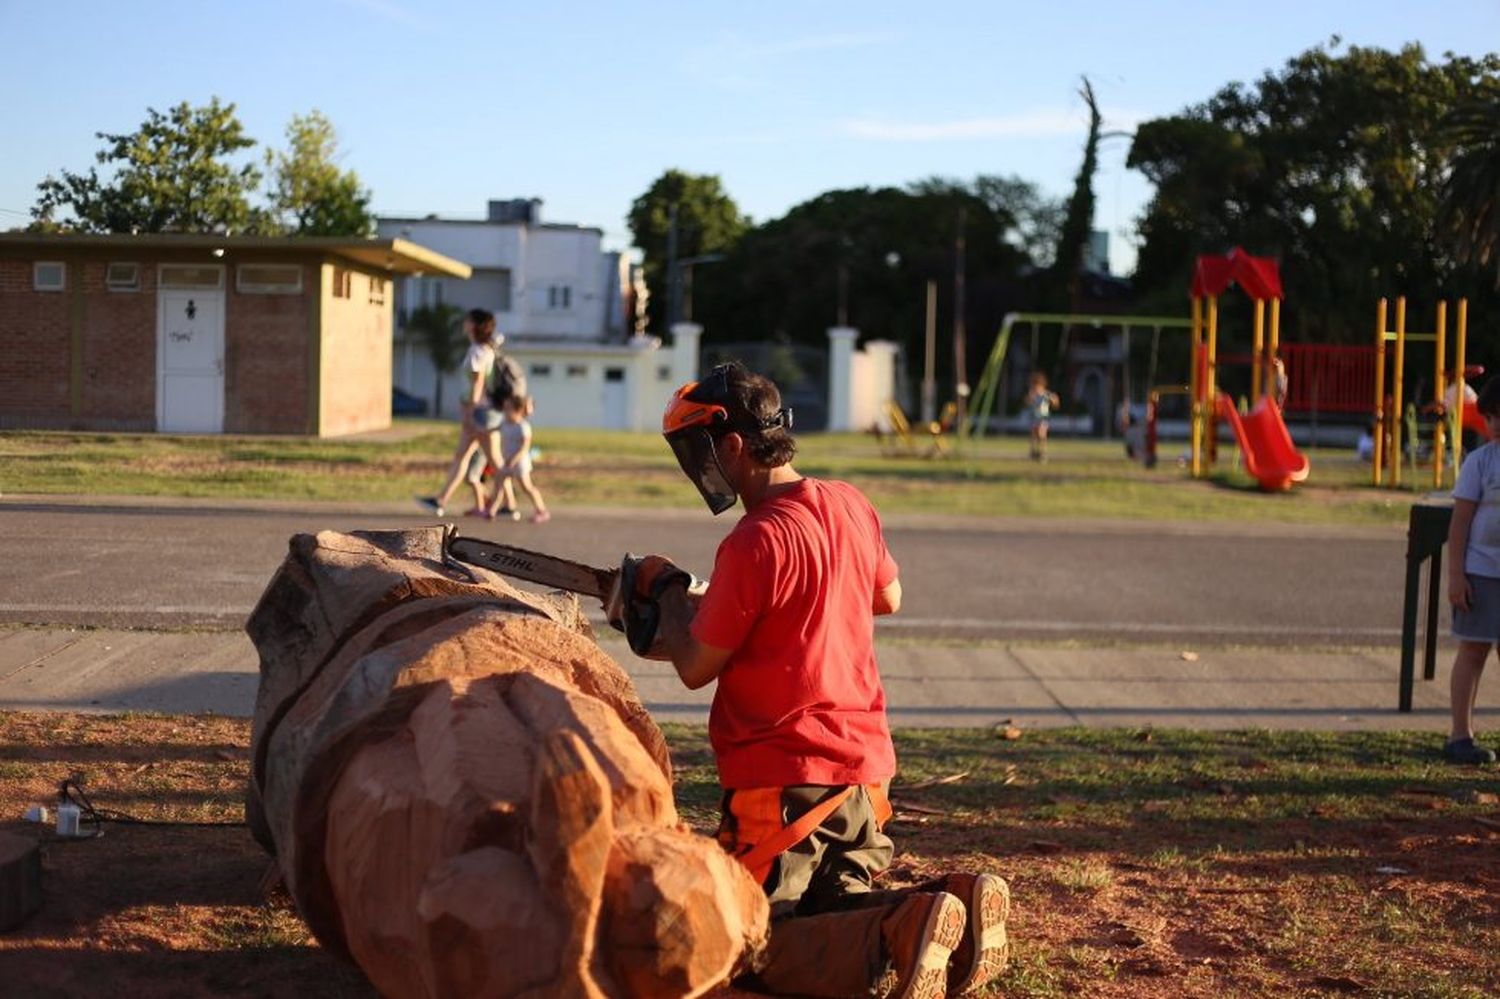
[[245, 527, 768, 998]]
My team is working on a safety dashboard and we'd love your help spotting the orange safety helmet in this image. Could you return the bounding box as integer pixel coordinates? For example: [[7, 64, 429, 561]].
[[663, 366, 738, 514], [662, 363, 795, 515]]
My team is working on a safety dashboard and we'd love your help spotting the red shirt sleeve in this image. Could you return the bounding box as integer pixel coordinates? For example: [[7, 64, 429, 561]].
[[691, 528, 768, 651]]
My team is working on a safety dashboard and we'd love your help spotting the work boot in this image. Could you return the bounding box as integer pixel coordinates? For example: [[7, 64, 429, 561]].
[[928, 873, 1011, 994], [877, 891, 967, 999]]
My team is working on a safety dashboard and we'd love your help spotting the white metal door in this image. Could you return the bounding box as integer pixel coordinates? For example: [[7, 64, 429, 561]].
[[603, 368, 628, 429], [157, 270, 225, 433]]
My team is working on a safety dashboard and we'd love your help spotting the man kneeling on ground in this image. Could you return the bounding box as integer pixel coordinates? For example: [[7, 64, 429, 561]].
[[606, 361, 1010, 998]]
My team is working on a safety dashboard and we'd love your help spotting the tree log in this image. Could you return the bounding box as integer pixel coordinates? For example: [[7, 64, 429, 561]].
[[245, 527, 767, 998]]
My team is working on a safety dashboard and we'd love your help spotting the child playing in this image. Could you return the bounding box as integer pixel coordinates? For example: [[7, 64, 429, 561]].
[[487, 395, 550, 524], [1024, 372, 1061, 462], [1445, 376, 1500, 765]]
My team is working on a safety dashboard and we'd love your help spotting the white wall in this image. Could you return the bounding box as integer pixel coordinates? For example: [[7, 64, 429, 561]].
[[396, 323, 701, 430]]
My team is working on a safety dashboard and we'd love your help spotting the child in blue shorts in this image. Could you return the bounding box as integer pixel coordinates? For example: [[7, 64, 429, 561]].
[[1446, 377, 1500, 764]]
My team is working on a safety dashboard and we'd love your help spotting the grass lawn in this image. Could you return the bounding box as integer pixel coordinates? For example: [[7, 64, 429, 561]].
[[0, 422, 1426, 527], [2, 712, 1496, 997]]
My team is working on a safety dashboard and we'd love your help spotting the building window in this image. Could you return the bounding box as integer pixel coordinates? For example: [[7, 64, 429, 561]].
[[33, 261, 65, 291], [529, 363, 553, 378], [604, 367, 625, 383], [236, 264, 303, 294], [105, 262, 140, 292], [368, 276, 387, 305], [332, 267, 352, 299], [566, 364, 588, 379], [657, 365, 673, 382], [418, 277, 444, 307], [548, 284, 572, 309], [471, 267, 512, 311], [159, 265, 224, 289]]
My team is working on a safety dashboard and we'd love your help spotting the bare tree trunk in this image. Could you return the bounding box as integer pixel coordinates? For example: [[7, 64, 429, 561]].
[[246, 527, 767, 998]]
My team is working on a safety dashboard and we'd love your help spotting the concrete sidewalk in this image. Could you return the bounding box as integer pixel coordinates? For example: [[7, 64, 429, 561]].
[[1, 626, 1485, 731]]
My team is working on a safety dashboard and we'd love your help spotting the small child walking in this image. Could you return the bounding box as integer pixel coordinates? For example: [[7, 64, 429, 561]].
[[1024, 372, 1061, 462], [487, 395, 550, 524], [1445, 377, 1500, 765]]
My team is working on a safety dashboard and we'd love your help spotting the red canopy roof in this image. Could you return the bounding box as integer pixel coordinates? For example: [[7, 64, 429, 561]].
[[1190, 247, 1283, 300]]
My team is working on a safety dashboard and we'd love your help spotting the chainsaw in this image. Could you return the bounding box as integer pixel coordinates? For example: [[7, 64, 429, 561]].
[[444, 531, 705, 655], [445, 532, 619, 601]]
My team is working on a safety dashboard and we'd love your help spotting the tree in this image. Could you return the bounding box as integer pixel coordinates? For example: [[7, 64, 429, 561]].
[[690, 186, 1029, 401], [907, 175, 1065, 268], [406, 304, 466, 416], [626, 170, 750, 332], [265, 111, 375, 237], [32, 98, 262, 233], [1127, 42, 1500, 346], [1438, 91, 1500, 287], [1047, 78, 1102, 311]]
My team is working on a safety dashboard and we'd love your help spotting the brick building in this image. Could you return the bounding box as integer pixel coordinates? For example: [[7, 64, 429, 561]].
[[0, 233, 469, 436]]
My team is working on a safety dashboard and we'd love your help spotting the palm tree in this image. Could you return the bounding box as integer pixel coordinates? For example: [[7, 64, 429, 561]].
[[404, 304, 466, 416], [1438, 93, 1500, 286]]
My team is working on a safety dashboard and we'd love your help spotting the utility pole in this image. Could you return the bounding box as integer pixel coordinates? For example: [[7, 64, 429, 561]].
[[953, 206, 968, 435], [922, 280, 937, 424], [666, 202, 680, 331]]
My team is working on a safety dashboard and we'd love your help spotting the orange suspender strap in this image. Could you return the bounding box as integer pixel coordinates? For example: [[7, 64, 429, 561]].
[[735, 786, 854, 884], [867, 781, 893, 829]]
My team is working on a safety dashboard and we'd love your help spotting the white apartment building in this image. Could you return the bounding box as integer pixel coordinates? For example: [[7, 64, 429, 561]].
[[379, 199, 696, 426]]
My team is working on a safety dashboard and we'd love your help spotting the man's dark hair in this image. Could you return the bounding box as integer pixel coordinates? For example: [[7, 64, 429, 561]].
[[720, 361, 797, 467], [468, 308, 496, 345], [1477, 377, 1500, 418]]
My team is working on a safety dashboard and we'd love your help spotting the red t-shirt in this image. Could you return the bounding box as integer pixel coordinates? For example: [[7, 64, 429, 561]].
[[691, 477, 899, 789]]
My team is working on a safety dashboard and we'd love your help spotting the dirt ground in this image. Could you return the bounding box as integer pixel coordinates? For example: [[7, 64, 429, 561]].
[[2, 712, 1498, 998]]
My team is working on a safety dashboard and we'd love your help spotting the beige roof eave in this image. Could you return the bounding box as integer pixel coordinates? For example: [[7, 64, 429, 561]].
[[0, 233, 472, 279]]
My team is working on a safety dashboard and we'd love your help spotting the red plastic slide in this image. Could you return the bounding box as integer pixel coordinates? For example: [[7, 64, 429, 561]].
[[1215, 394, 1310, 491]]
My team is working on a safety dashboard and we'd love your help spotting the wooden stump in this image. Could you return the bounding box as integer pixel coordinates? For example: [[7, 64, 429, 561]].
[[0, 831, 42, 931], [246, 527, 767, 998]]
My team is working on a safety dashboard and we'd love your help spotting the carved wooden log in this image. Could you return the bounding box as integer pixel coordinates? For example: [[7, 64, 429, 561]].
[[246, 527, 768, 998]]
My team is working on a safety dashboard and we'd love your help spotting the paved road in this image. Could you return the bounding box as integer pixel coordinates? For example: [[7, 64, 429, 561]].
[[0, 495, 1414, 646]]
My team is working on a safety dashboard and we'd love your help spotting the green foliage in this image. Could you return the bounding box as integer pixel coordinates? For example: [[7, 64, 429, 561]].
[[264, 111, 374, 237], [32, 98, 262, 234], [405, 304, 466, 414], [1046, 78, 1102, 311], [691, 186, 1029, 398], [1438, 90, 1500, 287], [626, 169, 750, 332], [908, 174, 1066, 268], [1127, 41, 1500, 353]]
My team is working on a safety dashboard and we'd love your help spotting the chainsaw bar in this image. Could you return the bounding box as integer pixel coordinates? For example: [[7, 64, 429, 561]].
[[446, 534, 617, 600]]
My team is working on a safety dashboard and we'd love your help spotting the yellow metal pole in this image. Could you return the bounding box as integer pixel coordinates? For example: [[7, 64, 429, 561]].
[[1190, 296, 1203, 477], [1269, 296, 1281, 364], [1208, 295, 1220, 468], [1456, 298, 1469, 479], [1252, 297, 1265, 400], [1434, 300, 1448, 489], [1391, 297, 1407, 488], [1373, 298, 1387, 486]]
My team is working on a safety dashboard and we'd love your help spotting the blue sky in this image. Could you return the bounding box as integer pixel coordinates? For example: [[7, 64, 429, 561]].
[[2, 1, 1495, 273]]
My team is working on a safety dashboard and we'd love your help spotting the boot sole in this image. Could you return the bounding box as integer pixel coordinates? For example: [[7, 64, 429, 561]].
[[951, 874, 1011, 995], [892, 892, 967, 999]]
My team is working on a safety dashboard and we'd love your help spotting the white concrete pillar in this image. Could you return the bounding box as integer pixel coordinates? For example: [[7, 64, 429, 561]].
[[863, 339, 900, 426], [827, 326, 859, 431], [670, 322, 703, 384]]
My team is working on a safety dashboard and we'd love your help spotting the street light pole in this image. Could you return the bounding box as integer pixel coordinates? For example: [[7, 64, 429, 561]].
[[953, 206, 969, 435]]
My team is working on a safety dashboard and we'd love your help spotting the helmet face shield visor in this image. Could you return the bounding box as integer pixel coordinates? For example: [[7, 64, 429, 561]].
[[667, 426, 738, 515]]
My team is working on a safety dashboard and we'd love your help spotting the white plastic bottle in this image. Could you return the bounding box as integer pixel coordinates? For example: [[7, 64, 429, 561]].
[[56, 801, 81, 837]]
